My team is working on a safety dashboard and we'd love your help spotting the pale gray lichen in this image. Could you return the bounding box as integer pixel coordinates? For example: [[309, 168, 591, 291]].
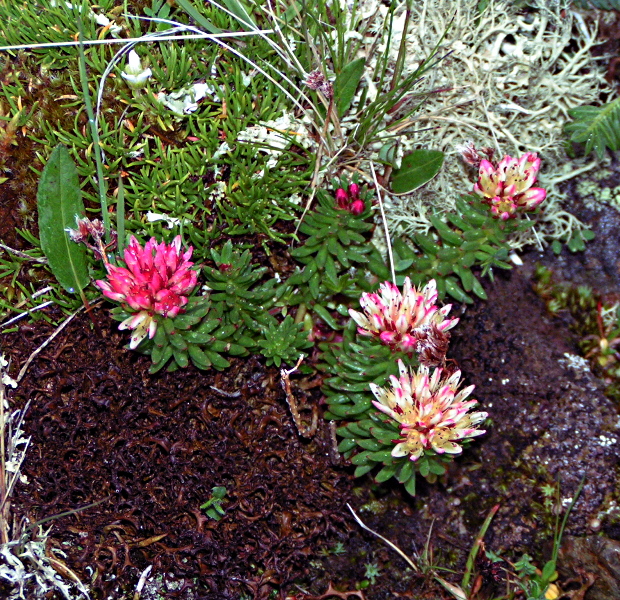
[[380, 0, 612, 247], [326, 0, 613, 249], [560, 352, 591, 373]]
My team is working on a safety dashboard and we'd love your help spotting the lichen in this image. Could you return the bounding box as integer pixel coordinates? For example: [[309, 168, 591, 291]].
[[373, 0, 613, 248]]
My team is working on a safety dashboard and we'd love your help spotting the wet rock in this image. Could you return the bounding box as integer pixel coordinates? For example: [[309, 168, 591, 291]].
[[559, 536, 620, 600], [537, 188, 620, 300], [431, 265, 620, 552]]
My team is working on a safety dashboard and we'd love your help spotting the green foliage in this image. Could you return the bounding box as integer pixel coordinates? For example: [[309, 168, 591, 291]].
[[557, 228, 596, 254], [203, 241, 278, 349], [0, 0, 118, 68], [285, 180, 375, 318], [390, 149, 444, 194], [369, 197, 532, 303], [319, 323, 455, 495], [200, 486, 228, 521], [36, 144, 89, 295], [257, 315, 313, 367], [111, 296, 245, 373], [363, 562, 381, 586], [502, 479, 584, 600], [565, 97, 620, 159], [334, 58, 366, 118], [533, 265, 620, 401], [320, 323, 401, 421]]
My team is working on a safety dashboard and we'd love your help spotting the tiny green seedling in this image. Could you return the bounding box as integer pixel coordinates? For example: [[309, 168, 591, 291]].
[[200, 486, 228, 521]]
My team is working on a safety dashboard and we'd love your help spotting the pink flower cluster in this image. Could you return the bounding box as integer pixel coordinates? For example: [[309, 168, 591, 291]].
[[349, 278, 458, 365], [473, 152, 546, 220], [370, 360, 487, 461], [335, 183, 365, 215], [96, 235, 197, 348]]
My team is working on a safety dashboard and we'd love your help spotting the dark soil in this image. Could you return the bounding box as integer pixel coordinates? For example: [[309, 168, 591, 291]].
[[4, 309, 355, 599]]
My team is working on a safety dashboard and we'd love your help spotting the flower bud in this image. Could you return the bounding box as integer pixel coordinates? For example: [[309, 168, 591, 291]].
[[349, 199, 365, 215], [335, 188, 349, 209], [348, 183, 360, 199], [121, 50, 152, 90]]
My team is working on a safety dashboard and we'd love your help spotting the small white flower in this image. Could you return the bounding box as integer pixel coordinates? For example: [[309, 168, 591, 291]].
[[146, 211, 190, 229], [0, 354, 16, 388], [2, 374, 17, 389], [121, 50, 152, 90]]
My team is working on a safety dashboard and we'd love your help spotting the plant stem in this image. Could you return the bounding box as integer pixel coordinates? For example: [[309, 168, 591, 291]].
[[75, 13, 111, 244], [461, 503, 500, 592]]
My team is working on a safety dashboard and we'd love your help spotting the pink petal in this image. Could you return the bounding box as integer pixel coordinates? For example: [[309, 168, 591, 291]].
[[518, 187, 546, 209]]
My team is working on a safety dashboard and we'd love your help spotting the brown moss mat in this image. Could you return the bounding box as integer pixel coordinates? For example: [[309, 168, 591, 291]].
[[5, 307, 354, 599]]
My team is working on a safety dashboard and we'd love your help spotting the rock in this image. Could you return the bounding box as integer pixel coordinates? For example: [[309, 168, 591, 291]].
[[559, 536, 620, 600], [424, 265, 620, 552]]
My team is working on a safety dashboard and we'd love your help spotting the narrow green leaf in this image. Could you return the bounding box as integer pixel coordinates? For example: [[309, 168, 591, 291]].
[[350, 450, 372, 465], [391, 150, 444, 194], [374, 463, 398, 483], [444, 276, 473, 304], [338, 438, 357, 452], [397, 459, 415, 483], [175, 0, 222, 33], [404, 473, 416, 495], [334, 58, 365, 118], [428, 459, 446, 475], [222, 0, 257, 30], [37, 144, 89, 294], [354, 464, 375, 477], [358, 438, 384, 451], [471, 276, 487, 300], [116, 175, 125, 253], [312, 304, 339, 330]]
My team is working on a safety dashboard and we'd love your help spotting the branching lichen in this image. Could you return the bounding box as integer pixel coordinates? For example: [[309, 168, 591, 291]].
[[352, 0, 612, 247]]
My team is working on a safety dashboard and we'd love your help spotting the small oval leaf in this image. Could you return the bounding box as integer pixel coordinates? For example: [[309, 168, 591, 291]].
[[391, 149, 444, 194], [334, 58, 365, 118], [37, 144, 89, 294]]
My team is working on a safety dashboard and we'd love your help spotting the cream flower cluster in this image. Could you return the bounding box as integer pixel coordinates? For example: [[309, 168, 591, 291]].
[[349, 277, 458, 363], [473, 152, 546, 220], [370, 360, 487, 461]]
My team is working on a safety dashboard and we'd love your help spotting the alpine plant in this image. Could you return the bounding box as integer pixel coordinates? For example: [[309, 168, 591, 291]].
[[473, 152, 547, 220], [96, 235, 198, 348], [349, 277, 458, 366], [370, 360, 487, 462]]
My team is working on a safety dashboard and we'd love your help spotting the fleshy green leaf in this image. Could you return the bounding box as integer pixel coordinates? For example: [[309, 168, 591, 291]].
[[404, 473, 416, 495], [175, 0, 222, 33], [313, 304, 339, 330], [222, 0, 256, 30], [37, 144, 89, 294], [391, 149, 444, 194]]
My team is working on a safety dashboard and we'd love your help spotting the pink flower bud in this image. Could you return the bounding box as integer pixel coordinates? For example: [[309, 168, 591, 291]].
[[349, 199, 365, 215], [379, 330, 397, 345], [348, 183, 360, 199], [473, 151, 546, 219], [96, 235, 198, 347], [335, 188, 349, 209]]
